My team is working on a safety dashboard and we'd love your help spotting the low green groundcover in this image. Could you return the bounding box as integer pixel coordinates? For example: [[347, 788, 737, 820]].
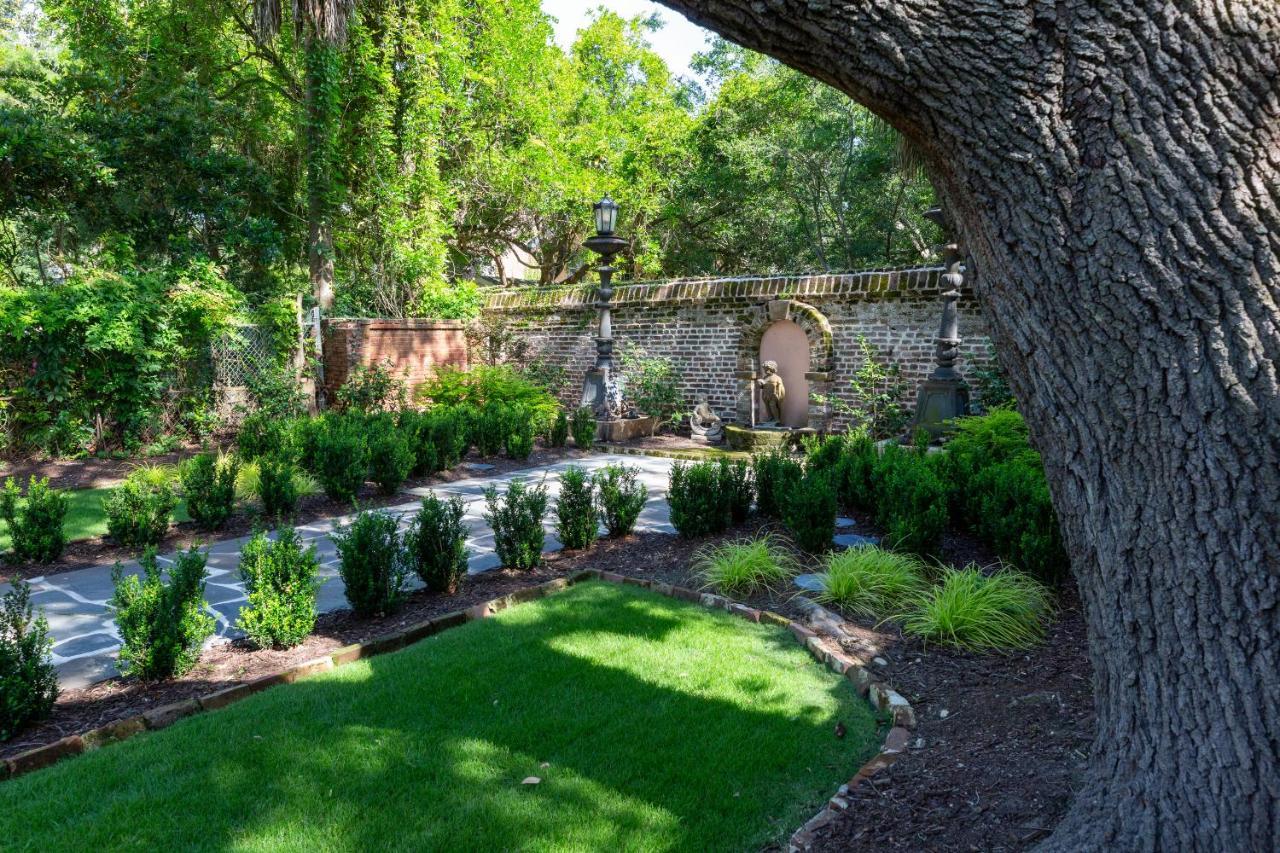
[[0, 582, 878, 851]]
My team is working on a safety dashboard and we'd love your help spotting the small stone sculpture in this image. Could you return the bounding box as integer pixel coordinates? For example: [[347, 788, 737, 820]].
[[756, 360, 786, 426], [689, 398, 724, 444]]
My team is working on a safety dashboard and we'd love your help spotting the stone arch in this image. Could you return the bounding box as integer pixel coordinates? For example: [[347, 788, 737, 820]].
[[735, 299, 834, 429]]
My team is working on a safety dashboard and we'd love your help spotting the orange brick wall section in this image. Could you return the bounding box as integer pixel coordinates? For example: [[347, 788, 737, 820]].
[[322, 319, 468, 403]]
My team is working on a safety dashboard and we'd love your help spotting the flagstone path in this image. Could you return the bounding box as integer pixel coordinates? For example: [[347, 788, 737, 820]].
[[2, 454, 677, 690]]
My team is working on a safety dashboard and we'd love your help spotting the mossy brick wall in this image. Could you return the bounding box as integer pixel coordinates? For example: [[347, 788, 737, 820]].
[[482, 267, 994, 428], [322, 319, 468, 402]]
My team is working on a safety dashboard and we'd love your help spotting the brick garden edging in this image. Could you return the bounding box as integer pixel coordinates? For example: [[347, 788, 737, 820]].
[[0, 570, 917, 851]]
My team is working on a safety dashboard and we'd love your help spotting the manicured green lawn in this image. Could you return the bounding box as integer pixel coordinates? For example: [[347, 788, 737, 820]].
[[0, 487, 190, 553], [0, 582, 879, 852]]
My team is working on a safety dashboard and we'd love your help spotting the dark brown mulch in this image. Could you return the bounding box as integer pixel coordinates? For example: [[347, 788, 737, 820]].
[[811, 586, 1094, 852], [0, 446, 587, 584], [0, 446, 204, 490]]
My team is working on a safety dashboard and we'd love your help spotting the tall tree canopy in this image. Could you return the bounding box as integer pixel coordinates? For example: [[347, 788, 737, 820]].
[[650, 0, 1280, 848]]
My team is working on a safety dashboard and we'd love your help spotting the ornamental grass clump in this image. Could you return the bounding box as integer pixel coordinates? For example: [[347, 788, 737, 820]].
[[484, 479, 549, 570], [595, 464, 647, 537], [668, 460, 731, 538], [405, 494, 469, 593], [570, 406, 596, 450], [111, 546, 215, 680], [0, 581, 59, 741], [179, 452, 239, 530], [816, 546, 928, 620], [0, 476, 69, 563], [902, 565, 1051, 651], [332, 510, 409, 618], [555, 466, 597, 550], [694, 535, 796, 596], [236, 529, 322, 649], [104, 467, 178, 549]]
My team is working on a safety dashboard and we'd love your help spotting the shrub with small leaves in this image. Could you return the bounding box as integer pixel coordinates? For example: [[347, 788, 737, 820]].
[[473, 400, 509, 458], [668, 461, 731, 538], [969, 458, 1067, 583], [570, 406, 596, 449], [717, 458, 754, 523], [180, 453, 239, 530], [405, 494, 469, 593], [0, 581, 59, 741], [399, 410, 440, 476], [506, 405, 535, 460], [546, 409, 569, 448], [430, 406, 471, 469], [236, 529, 321, 649], [555, 466, 597, 550], [1, 476, 69, 563], [875, 445, 948, 556], [104, 469, 178, 548], [833, 432, 878, 511], [484, 479, 548, 570], [237, 412, 296, 462], [335, 359, 407, 413], [312, 415, 370, 503], [368, 417, 415, 495], [752, 446, 802, 519], [257, 453, 300, 521], [332, 510, 408, 618], [595, 464, 647, 537], [785, 470, 838, 553], [111, 546, 215, 680]]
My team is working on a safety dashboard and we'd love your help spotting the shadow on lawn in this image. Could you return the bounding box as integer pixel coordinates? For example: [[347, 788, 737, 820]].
[[0, 585, 876, 852]]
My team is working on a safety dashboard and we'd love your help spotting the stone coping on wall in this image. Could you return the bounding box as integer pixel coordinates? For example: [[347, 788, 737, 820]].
[[0, 571, 916, 853], [484, 267, 954, 313], [322, 318, 467, 329]]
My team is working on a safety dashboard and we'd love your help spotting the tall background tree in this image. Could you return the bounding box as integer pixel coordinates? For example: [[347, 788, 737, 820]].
[[653, 0, 1280, 848]]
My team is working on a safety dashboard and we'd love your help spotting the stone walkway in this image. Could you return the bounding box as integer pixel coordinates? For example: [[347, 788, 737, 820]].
[[2, 454, 676, 690]]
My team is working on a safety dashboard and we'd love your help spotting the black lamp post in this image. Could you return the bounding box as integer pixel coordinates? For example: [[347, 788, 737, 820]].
[[913, 206, 971, 439], [580, 195, 628, 418]]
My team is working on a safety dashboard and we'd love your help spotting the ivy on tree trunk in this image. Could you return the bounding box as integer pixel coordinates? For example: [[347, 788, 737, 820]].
[[652, 0, 1280, 848]]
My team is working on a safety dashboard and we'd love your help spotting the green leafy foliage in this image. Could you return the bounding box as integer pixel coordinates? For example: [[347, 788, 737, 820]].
[[902, 566, 1051, 651], [236, 529, 322, 649], [472, 401, 510, 459], [332, 510, 408, 618], [430, 406, 471, 469], [0, 581, 59, 741], [256, 454, 300, 521], [619, 343, 684, 425], [405, 495, 469, 594], [311, 415, 371, 503], [505, 407, 536, 460], [484, 480, 548, 570], [814, 336, 910, 440], [717, 458, 755, 524], [815, 547, 927, 620], [419, 366, 557, 434], [237, 413, 295, 462], [179, 453, 239, 530], [873, 445, 949, 556], [570, 407, 597, 450], [368, 418, 415, 495], [785, 471, 838, 553], [832, 432, 878, 511], [694, 535, 795, 596], [398, 410, 440, 476], [752, 446, 802, 519], [110, 546, 214, 680], [969, 460, 1067, 584], [545, 409, 569, 449], [594, 464, 647, 537], [555, 466, 597, 550], [668, 461, 731, 538], [104, 469, 178, 548], [335, 360, 408, 414], [0, 476, 69, 563]]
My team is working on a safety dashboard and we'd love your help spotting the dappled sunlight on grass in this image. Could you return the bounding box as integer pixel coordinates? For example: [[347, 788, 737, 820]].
[[0, 582, 878, 852]]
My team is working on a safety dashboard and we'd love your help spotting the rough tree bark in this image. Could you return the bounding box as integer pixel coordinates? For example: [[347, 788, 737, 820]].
[[653, 1, 1280, 848]]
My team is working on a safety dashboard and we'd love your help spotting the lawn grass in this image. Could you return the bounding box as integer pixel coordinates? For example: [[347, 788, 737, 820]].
[[0, 582, 880, 852], [0, 487, 190, 553]]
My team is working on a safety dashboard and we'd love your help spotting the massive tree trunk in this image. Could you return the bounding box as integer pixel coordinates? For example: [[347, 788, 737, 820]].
[[654, 1, 1280, 848]]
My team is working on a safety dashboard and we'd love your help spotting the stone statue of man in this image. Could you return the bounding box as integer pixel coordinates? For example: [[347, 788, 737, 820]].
[[756, 360, 786, 425]]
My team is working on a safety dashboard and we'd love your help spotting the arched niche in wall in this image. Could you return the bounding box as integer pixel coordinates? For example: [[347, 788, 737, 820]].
[[735, 299, 834, 430]]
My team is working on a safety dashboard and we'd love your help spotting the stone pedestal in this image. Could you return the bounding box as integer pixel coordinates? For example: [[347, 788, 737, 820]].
[[724, 424, 815, 452], [597, 416, 659, 443]]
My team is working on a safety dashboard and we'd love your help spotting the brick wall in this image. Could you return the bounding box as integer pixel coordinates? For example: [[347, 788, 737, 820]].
[[481, 267, 993, 429], [322, 319, 468, 402]]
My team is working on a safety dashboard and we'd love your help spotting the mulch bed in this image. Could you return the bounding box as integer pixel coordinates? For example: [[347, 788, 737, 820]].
[[0, 446, 588, 584], [0, 446, 205, 490], [2, 476, 1095, 852]]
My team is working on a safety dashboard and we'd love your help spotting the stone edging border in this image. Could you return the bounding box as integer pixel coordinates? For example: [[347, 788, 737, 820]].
[[0, 569, 916, 852]]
